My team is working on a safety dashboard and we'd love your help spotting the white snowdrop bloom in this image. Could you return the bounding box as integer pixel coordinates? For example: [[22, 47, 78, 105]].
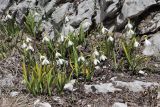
[[93, 49, 99, 56], [42, 58, 50, 65], [78, 56, 85, 62], [134, 40, 140, 48], [126, 29, 134, 38], [26, 44, 34, 51], [65, 16, 69, 23], [125, 22, 133, 29], [144, 38, 152, 46], [42, 36, 50, 42], [34, 12, 40, 16], [100, 54, 107, 61], [68, 40, 74, 47], [139, 70, 147, 75], [6, 14, 12, 20], [93, 58, 100, 65], [40, 55, 46, 61], [56, 58, 65, 65], [55, 51, 62, 58], [101, 27, 108, 34], [21, 42, 27, 49], [26, 37, 32, 43], [95, 66, 100, 70], [58, 34, 65, 43], [107, 36, 114, 42]]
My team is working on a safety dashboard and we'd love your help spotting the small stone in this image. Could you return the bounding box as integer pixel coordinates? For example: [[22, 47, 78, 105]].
[[34, 99, 51, 107], [112, 102, 127, 107], [10, 91, 19, 97], [64, 79, 76, 91], [157, 92, 160, 99]]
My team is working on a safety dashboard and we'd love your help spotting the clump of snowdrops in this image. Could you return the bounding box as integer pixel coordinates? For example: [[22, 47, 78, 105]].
[[20, 12, 151, 95]]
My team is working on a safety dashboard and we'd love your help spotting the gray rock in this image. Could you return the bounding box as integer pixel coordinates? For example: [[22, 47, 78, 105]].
[[138, 13, 160, 34], [0, 74, 14, 87], [10, 91, 19, 97], [143, 32, 160, 57], [64, 79, 76, 91], [114, 80, 159, 92], [9, 0, 36, 24], [34, 99, 51, 107], [44, 0, 56, 16], [106, 0, 119, 17], [112, 102, 127, 107], [121, 0, 156, 20], [51, 3, 71, 25], [70, 0, 95, 25], [158, 92, 160, 99], [0, 0, 10, 14], [52, 96, 64, 105], [84, 83, 122, 93], [38, 0, 51, 7]]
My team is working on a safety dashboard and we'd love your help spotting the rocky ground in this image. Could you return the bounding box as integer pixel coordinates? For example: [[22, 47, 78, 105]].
[[0, 49, 160, 107], [0, 0, 160, 107]]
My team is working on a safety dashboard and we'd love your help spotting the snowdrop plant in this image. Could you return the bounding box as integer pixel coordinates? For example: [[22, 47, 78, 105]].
[[121, 35, 147, 73], [0, 15, 20, 37], [55, 72, 67, 93], [24, 11, 42, 37], [22, 62, 54, 95], [144, 37, 152, 47]]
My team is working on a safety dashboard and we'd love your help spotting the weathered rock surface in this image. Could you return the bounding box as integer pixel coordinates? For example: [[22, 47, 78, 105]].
[[0, 0, 160, 36], [138, 12, 160, 34], [143, 32, 160, 57], [112, 102, 127, 107], [84, 80, 159, 93]]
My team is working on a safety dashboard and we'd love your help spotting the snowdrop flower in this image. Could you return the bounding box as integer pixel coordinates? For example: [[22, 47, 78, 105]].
[[93, 49, 99, 56], [58, 34, 65, 43], [26, 37, 32, 43], [42, 58, 50, 65], [93, 58, 100, 65], [56, 58, 65, 65], [107, 36, 114, 42], [100, 54, 107, 61], [42, 36, 50, 42], [101, 27, 108, 34], [134, 39, 140, 48], [65, 16, 69, 23], [26, 44, 34, 51], [34, 12, 40, 16], [139, 70, 147, 75], [144, 38, 151, 46], [68, 40, 74, 47], [78, 55, 85, 62], [125, 21, 133, 29], [55, 51, 62, 58], [126, 29, 134, 38], [40, 55, 46, 61], [6, 14, 12, 20], [21, 42, 27, 49], [95, 66, 100, 70]]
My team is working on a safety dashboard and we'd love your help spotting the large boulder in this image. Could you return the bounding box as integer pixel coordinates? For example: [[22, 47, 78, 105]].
[[138, 12, 160, 34], [0, 0, 11, 14]]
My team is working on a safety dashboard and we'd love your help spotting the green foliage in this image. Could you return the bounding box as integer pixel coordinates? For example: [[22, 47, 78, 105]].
[[0, 19, 20, 37], [55, 72, 67, 93], [22, 62, 54, 96], [24, 11, 41, 37]]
